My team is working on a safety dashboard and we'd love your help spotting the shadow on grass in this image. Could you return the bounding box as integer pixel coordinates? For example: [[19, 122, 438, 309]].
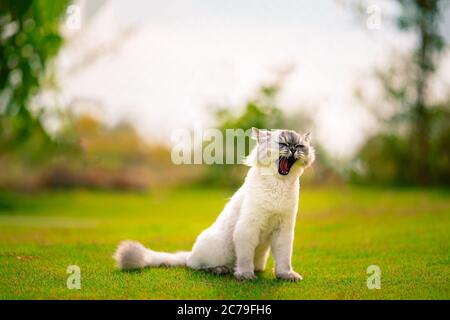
[[185, 268, 300, 299], [119, 269, 145, 274], [112, 265, 303, 299], [116, 265, 296, 286]]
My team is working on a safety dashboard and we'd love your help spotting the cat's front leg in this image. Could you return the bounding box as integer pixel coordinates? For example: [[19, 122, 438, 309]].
[[254, 240, 270, 272], [233, 218, 259, 280], [271, 217, 302, 282]]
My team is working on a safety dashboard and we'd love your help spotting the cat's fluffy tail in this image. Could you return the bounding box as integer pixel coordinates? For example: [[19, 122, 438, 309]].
[[113, 240, 190, 270]]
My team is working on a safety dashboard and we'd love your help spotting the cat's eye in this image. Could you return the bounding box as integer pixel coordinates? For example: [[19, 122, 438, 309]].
[[279, 143, 289, 147], [296, 144, 305, 149]]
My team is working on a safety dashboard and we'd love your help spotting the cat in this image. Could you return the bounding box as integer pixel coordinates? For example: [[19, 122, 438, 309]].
[[113, 128, 315, 281]]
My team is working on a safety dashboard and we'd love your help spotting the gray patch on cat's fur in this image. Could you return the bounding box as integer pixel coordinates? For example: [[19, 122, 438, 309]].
[[278, 130, 301, 145]]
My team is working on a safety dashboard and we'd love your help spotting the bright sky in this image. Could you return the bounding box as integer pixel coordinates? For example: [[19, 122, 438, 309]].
[[57, 0, 449, 156]]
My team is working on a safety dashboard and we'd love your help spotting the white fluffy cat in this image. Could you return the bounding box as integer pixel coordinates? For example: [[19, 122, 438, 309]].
[[114, 128, 315, 281]]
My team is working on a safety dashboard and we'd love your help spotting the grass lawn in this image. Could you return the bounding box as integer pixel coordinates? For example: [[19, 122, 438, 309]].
[[0, 186, 449, 299]]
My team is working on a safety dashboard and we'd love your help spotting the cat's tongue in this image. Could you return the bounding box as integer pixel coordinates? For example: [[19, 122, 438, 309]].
[[279, 158, 290, 175]]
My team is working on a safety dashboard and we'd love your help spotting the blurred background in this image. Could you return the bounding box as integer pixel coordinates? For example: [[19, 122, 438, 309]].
[[1, 0, 449, 300], [1, 0, 449, 190]]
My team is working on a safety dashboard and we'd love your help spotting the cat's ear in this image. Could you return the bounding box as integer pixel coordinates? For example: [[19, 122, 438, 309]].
[[251, 127, 270, 142], [303, 132, 312, 143]]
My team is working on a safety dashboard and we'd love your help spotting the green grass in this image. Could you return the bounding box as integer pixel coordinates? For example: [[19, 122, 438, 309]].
[[0, 186, 449, 299]]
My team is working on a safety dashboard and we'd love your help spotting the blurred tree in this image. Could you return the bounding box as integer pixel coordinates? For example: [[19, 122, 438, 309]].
[[205, 82, 288, 187], [204, 70, 338, 187], [0, 0, 70, 154], [354, 0, 450, 185]]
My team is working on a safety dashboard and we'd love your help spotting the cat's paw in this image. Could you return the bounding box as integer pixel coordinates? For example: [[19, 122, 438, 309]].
[[234, 271, 257, 281], [276, 271, 303, 282]]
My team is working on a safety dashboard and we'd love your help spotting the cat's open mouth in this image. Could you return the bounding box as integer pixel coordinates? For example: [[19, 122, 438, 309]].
[[278, 156, 296, 175]]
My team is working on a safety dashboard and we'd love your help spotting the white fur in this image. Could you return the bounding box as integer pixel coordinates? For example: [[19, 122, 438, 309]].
[[114, 129, 314, 281], [113, 241, 189, 269]]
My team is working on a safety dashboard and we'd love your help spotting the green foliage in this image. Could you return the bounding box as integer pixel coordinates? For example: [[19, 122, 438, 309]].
[[397, 0, 446, 58], [0, 0, 70, 153], [0, 114, 202, 191], [354, 0, 450, 185], [0, 187, 448, 299], [205, 82, 314, 186], [216, 85, 287, 132], [354, 106, 450, 185], [203, 77, 341, 186]]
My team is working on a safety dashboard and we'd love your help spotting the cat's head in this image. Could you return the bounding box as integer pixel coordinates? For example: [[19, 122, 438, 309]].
[[245, 128, 315, 176]]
